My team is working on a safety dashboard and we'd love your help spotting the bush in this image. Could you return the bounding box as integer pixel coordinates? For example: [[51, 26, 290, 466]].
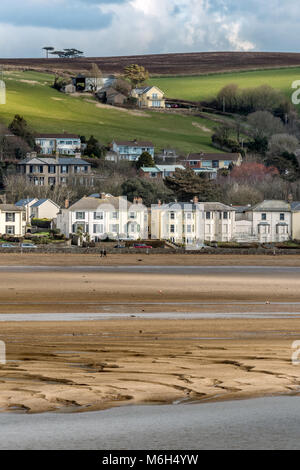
[[31, 218, 51, 229]]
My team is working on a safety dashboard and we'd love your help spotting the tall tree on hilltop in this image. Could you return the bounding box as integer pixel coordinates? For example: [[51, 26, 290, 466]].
[[124, 64, 149, 87], [42, 46, 54, 58]]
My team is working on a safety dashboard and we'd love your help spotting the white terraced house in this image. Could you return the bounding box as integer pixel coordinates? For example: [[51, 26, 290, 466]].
[[234, 200, 292, 243], [151, 199, 236, 244], [0, 204, 26, 237], [57, 194, 148, 241]]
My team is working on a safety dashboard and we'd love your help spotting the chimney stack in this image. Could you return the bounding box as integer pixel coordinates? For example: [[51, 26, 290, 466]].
[[137, 197, 143, 205], [65, 199, 69, 209], [193, 196, 199, 204]]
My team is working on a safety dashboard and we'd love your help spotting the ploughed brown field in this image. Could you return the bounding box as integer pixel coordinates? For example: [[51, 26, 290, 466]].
[[0, 253, 300, 413], [3, 51, 300, 75]]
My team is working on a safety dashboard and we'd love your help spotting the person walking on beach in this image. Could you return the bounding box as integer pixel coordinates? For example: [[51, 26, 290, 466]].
[[103, 249, 107, 257]]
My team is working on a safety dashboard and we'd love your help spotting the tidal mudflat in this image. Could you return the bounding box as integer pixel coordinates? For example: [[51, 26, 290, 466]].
[[0, 255, 299, 414]]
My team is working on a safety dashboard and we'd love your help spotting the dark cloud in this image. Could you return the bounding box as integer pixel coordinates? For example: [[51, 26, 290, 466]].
[[0, 0, 128, 30]]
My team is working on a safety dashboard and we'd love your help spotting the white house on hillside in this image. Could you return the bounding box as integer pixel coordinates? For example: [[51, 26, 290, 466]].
[[35, 134, 82, 156], [57, 194, 148, 241]]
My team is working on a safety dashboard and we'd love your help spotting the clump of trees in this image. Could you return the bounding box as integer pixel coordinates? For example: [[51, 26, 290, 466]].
[[83, 135, 106, 159], [136, 151, 155, 169], [43, 47, 84, 58], [210, 84, 291, 119], [52, 75, 70, 91], [0, 122, 31, 161], [121, 177, 173, 206], [165, 168, 220, 202], [8, 115, 36, 149], [230, 161, 279, 184], [124, 64, 149, 87]]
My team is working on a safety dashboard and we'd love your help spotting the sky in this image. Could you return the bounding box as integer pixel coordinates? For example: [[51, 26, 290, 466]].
[[0, 0, 299, 58]]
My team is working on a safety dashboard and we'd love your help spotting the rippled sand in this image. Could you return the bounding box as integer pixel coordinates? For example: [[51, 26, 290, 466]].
[[0, 255, 299, 413]]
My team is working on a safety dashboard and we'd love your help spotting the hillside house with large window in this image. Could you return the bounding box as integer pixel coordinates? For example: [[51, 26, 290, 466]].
[[111, 140, 154, 162], [185, 153, 242, 179], [131, 86, 165, 108], [139, 164, 185, 179], [35, 134, 82, 156]]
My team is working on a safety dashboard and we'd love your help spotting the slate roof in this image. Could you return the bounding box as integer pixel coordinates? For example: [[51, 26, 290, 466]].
[[133, 86, 164, 95], [31, 199, 59, 208], [35, 134, 80, 139], [203, 202, 234, 212], [187, 153, 240, 161], [113, 140, 154, 148], [18, 157, 91, 166], [0, 204, 24, 212], [291, 201, 300, 211], [156, 165, 185, 172], [69, 196, 131, 211], [251, 200, 291, 212], [15, 198, 36, 207]]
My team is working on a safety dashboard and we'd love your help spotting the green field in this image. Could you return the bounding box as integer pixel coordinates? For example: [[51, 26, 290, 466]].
[[0, 70, 221, 154], [149, 67, 300, 102]]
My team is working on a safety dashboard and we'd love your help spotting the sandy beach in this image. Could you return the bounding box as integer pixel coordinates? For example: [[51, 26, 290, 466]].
[[0, 253, 299, 413]]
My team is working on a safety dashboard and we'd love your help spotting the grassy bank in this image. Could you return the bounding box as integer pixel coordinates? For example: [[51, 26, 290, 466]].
[[0, 70, 219, 154], [149, 67, 300, 103]]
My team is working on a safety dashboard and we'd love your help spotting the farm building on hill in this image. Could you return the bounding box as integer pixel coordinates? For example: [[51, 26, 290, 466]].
[[71, 74, 116, 92]]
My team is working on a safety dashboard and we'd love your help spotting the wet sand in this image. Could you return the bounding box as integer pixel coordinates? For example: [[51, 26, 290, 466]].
[[1, 252, 300, 266], [0, 254, 299, 413]]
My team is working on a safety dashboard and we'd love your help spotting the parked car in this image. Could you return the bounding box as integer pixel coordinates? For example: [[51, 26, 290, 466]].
[[20, 243, 37, 249], [0, 243, 15, 248], [133, 243, 153, 249], [114, 244, 126, 249]]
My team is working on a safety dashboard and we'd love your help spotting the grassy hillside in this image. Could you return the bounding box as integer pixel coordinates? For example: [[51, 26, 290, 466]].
[[149, 67, 300, 102], [0, 70, 220, 154]]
